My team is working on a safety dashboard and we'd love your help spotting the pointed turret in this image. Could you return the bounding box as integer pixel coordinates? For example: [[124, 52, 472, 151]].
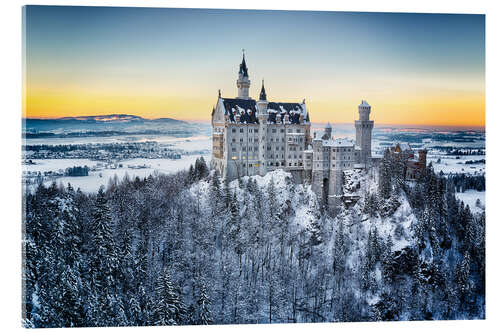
[[236, 50, 251, 99], [259, 79, 267, 101], [239, 54, 248, 77], [256, 80, 268, 117]]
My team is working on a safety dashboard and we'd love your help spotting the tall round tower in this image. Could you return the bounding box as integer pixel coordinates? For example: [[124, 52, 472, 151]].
[[236, 51, 251, 99], [257, 80, 268, 176], [355, 100, 374, 165]]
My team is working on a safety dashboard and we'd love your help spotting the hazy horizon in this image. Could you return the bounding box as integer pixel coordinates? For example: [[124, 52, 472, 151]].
[[22, 114, 485, 132]]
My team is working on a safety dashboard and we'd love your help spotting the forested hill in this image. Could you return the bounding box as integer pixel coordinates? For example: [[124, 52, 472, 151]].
[[22, 155, 485, 327]]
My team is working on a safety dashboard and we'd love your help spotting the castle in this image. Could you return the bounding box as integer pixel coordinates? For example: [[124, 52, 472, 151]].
[[211, 53, 374, 208], [389, 143, 427, 180]]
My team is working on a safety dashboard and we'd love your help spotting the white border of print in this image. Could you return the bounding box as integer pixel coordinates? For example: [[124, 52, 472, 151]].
[[1, 1, 497, 332]]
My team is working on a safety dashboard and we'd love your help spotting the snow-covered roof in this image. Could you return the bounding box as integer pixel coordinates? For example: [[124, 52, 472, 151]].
[[267, 102, 309, 124], [313, 130, 331, 141], [399, 143, 412, 151], [221, 98, 259, 124]]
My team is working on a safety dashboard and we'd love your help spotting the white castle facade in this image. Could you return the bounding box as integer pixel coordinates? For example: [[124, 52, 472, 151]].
[[211, 54, 374, 207]]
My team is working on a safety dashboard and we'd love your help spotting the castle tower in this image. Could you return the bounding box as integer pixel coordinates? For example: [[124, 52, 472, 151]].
[[355, 100, 374, 165], [237, 51, 251, 99], [324, 122, 332, 140], [257, 79, 268, 113], [418, 149, 427, 167], [257, 80, 269, 176]]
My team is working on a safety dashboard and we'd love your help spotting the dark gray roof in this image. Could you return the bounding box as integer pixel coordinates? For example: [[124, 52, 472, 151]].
[[259, 80, 267, 101], [222, 98, 259, 124], [239, 55, 248, 77], [267, 102, 308, 124], [221, 98, 310, 125]]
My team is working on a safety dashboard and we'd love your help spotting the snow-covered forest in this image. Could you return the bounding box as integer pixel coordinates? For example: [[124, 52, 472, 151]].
[[22, 153, 485, 327]]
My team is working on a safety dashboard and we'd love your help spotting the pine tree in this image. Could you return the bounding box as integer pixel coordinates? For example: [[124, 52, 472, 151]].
[[86, 186, 122, 326], [197, 282, 213, 325], [378, 149, 392, 199], [153, 267, 186, 326], [209, 170, 222, 216]]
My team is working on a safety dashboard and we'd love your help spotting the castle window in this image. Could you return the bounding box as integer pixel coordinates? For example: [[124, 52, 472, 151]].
[[232, 138, 235, 143], [240, 128, 244, 133], [232, 128, 236, 133], [289, 163, 292, 166], [240, 138, 243, 142], [254, 129, 258, 133], [280, 129, 284, 133], [232, 148, 236, 152], [267, 147, 271, 151], [272, 129, 277, 133]]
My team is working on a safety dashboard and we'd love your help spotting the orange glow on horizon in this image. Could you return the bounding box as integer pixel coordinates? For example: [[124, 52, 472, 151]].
[[24, 88, 485, 127]]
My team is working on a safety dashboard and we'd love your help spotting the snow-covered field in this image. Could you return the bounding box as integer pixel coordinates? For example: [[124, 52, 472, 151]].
[[427, 154, 485, 176], [39, 154, 210, 192], [23, 159, 99, 173], [456, 190, 485, 215], [23, 132, 213, 192], [24, 134, 212, 152]]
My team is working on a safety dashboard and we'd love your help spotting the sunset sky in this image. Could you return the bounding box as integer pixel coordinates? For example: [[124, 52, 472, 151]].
[[23, 6, 485, 126]]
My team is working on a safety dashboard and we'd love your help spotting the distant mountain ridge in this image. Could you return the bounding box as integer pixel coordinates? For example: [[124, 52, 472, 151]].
[[22, 114, 207, 138], [25, 114, 188, 124]]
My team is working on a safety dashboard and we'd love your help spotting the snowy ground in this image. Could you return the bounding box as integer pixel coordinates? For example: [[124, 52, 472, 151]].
[[456, 190, 485, 215], [39, 154, 210, 193], [427, 154, 485, 176], [23, 132, 212, 192], [24, 134, 212, 152], [23, 159, 99, 173]]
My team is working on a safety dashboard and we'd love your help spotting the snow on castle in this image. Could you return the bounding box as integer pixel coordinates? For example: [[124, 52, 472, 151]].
[[211, 53, 374, 208]]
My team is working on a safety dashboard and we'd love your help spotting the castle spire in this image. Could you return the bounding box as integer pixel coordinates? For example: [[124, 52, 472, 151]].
[[239, 49, 248, 77], [259, 79, 267, 101]]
